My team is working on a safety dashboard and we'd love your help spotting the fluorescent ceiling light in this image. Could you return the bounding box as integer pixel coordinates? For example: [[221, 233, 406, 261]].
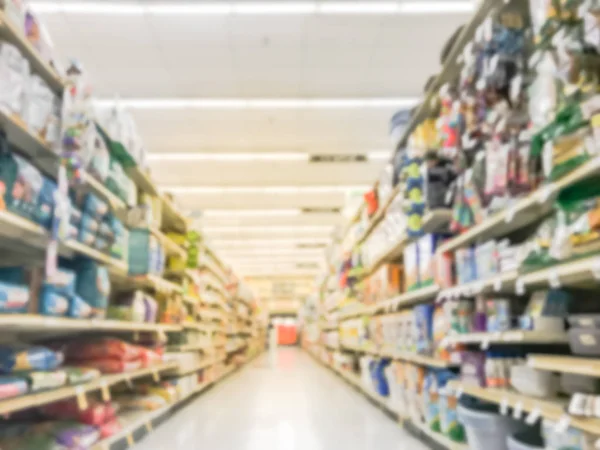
[[204, 226, 332, 233], [30, 2, 474, 15], [94, 98, 419, 110], [148, 153, 308, 162], [163, 186, 368, 194], [368, 151, 391, 161], [202, 209, 302, 217], [219, 249, 323, 255], [212, 238, 330, 246]]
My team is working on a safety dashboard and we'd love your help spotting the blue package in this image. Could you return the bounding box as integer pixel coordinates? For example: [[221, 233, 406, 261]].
[[46, 267, 76, 297], [39, 285, 69, 317], [80, 213, 99, 234], [0, 345, 63, 373], [0, 281, 29, 313], [414, 304, 435, 355], [73, 258, 110, 317], [34, 177, 56, 229], [83, 194, 109, 220], [370, 359, 391, 397], [69, 206, 82, 227], [69, 295, 93, 319], [78, 228, 96, 247]]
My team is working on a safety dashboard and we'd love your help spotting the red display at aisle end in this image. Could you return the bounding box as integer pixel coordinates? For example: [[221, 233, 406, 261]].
[[277, 324, 297, 346]]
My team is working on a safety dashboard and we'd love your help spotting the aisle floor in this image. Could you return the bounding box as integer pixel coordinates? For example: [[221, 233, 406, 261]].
[[133, 348, 430, 449]]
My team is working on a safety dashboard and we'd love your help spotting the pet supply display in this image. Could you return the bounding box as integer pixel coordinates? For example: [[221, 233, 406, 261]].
[[457, 396, 526, 450], [0, 345, 63, 373], [17, 370, 67, 392], [509, 365, 559, 398], [0, 376, 28, 399]]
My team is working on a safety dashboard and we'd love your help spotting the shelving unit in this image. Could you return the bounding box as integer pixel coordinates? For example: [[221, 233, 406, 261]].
[[0, 363, 177, 416], [446, 381, 600, 435], [0, 8, 268, 449], [307, 348, 468, 450], [528, 355, 600, 377]]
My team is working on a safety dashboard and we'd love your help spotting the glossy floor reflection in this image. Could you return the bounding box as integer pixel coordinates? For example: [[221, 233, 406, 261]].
[[133, 347, 430, 450]]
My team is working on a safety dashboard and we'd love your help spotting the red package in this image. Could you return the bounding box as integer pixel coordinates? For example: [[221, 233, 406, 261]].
[[139, 348, 161, 368], [364, 190, 378, 216], [42, 400, 117, 426], [97, 418, 121, 438], [64, 338, 141, 362], [77, 358, 142, 374]]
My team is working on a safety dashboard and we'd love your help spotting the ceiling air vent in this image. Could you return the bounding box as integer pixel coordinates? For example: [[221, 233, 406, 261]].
[[301, 207, 341, 214], [309, 154, 367, 163], [296, 243, 327, 249]]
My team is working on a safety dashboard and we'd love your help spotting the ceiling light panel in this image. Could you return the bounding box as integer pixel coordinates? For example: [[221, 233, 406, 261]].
[[211, 238, 330, 246], [163, 186, 368, 194], [202, 209, 302, 217], [93, 98, 419, 110], [148, 153, 308, 162], [204, 226, 332, 233], [31, 2, 474, 15]]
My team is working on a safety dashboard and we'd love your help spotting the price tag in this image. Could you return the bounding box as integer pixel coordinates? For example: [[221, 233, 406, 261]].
[[493, 277, 502, 292], [512, 401, 523, 420], [554, 414, 571, 433], [152, 368, 160, 383], [548, 270, 561, 289], [455, 386, 464, 399], [481, 338, 490, 350], [516, 279, 525, 295], [536, 185, 553, 204], [145, 422, 153, 433], [595, 438, 600, 450], [100, 381, 111, 402], [473, 281, 485, 295], [500, 397, 509, 416], [525, 407, 541, 425], [505, 206, 516, 223], [125, 375, 133, 390], [439, 337, 449, 349], [126, 434, 134, 447], [592, 258, 600, 280], [75, 386, 89, 411]]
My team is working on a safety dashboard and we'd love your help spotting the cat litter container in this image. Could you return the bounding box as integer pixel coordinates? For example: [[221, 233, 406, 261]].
[[507, 430, 544, 450], [457, 395, 525, 450]]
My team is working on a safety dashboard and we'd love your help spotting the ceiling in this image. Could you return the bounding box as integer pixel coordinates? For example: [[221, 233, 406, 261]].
[[33, 0, 471, 278]]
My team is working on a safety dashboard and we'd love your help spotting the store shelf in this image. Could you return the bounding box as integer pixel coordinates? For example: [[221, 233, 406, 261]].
[[369, 285, 440, 314], [382, 350, 460, 369], [437, 271, 518, 300], [443, 330, 569, 347], [528, 354, 600, 377], [410, 420, 469, 450], [0, 108, 59, 178], [0, 362, 178, 416], [77, 171, 128, 217], [0, 209, 49, 254], [355, 185, 402, 247], [161, 196, 189, 234], [364, 209, 452, 277], [338, 303, 370, 321], [126, 166, 158, 196], [447, 381, 600, 435], [63, 240, 128, 274], [0, 11, 64, 93], [149, 226, 186, 259], [438, 156, 600, 254], [130, 274, 183, 295], [183, 322, 221, 333], [172, 358, 215, 376], [0, 314, 182, 334], [167, 343, 211, 352], [520, 255, 600, 289]]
